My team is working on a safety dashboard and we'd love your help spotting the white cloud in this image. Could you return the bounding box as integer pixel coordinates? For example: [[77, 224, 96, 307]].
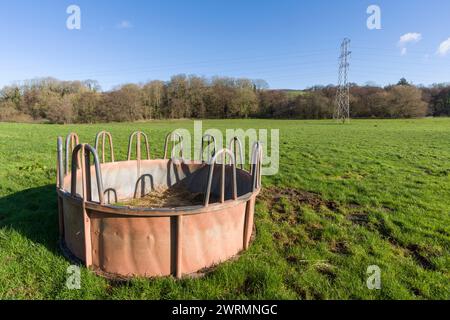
[[117, 20, 132, 29], [401, 48, 407, 56], [437, 38, 450, 56], [398, 32, 422, 45]]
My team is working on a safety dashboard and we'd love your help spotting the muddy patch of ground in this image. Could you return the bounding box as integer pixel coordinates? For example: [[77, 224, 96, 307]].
[[259, 186, 438, 272], [260, 187, 339, 214], [372, 220, 437, 270], [330, 240, 351, 255], [347, 213, 369, 225], [315, 262, 337, 281], [259, 186, 361, 247], [273, 230, 304, 249], [406, 244, 436, 271], [260, 186, 368, 227]]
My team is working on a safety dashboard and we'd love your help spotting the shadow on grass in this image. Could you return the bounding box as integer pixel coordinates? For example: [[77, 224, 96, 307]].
[[0, 184, 62, 254]]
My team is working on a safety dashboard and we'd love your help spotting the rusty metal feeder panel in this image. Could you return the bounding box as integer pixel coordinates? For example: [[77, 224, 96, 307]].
[[56, 131, 263, 279]]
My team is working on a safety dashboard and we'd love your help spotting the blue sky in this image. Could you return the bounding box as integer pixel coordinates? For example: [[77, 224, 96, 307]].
[[0, 0, 449, 90]]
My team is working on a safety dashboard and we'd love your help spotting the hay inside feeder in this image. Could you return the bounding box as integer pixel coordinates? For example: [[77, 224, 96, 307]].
[[119, 183, 205, 208]]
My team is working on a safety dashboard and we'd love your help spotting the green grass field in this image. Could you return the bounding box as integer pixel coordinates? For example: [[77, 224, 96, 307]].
[[0, 119, 449, 300]]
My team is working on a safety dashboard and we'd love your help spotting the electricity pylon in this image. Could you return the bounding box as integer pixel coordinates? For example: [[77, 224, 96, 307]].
[[334, 38, 351, 123]]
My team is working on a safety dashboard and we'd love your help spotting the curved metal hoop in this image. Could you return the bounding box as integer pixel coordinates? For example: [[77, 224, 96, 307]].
[[164, 132, 184, 160], [200, 134, 217, 163], [65, 132, 80, 174], [57, 137, 64, 188], [250, 142, 263, 191], [204, 148, 237, 207], [104, 188, 118, 205], [95, 131, 115, 163], [69, 143, 104, 267], [229, 136, 244, 170], [70, 144, 104, 204], [127, 131, 151, 161]]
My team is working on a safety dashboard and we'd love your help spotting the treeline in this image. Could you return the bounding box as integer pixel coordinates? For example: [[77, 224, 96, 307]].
[[0, 76, 449, 123]]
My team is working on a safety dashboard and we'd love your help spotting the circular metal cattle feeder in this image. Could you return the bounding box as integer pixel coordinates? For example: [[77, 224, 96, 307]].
[[56, 131, 262, 279]]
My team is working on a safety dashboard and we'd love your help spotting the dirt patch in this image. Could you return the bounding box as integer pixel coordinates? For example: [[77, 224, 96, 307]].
[[423, 168, 450, 177], [347, 213, 369, 225], [330, 240, 351, 255], [260, 187, 339, 213], [289, 283, 308, 299], [305, 223, 324, 241], [371, 220, 437, 270], [381, 206, 394, 213], [437, 228, 449, 237], [315, 262, 337, 281], [372, 219, 401, 247], [406, 244, 436, 271], [273, 230, 303, 249], [286, 255, 299, 264], [411, 287, 423, 297], [119, 183, 204, 208]]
